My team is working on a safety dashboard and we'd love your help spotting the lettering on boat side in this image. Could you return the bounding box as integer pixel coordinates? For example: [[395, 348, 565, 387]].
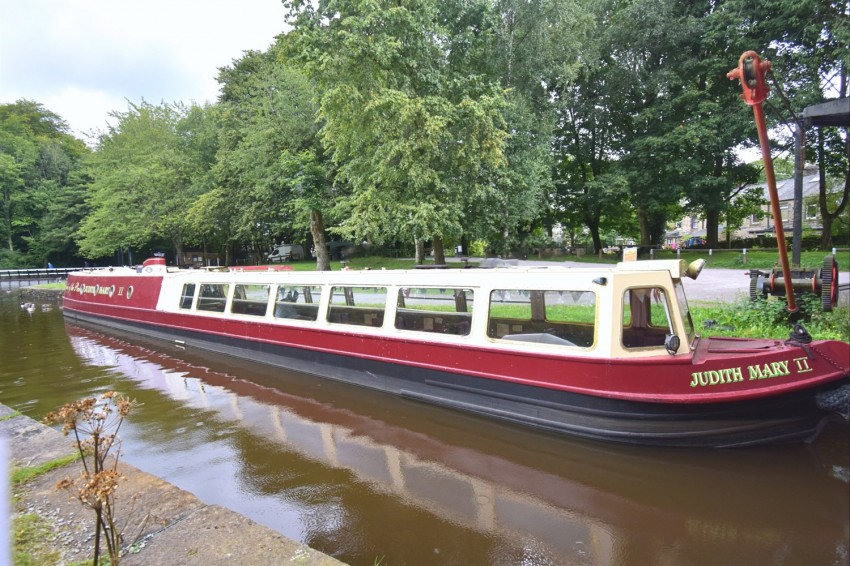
[[67, 282, 116, 299], [689, 357, 812, 388], [688, 367, 744, 388]]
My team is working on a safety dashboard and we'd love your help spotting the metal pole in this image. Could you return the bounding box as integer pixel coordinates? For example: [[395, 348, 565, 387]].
[[728, 51, 797, 312], [753, 103, 797, 311], [792, 121, 805, 266]]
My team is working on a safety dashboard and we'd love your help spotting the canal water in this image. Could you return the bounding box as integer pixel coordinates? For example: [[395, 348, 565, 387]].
[[1, 290, 848, 565]]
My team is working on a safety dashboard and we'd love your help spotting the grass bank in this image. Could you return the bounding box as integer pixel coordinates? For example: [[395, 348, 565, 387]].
[[13, 513, 61, 565], [28, 282, 67, 290], [11, 453, 82, 565], [537, 249, 850, 270]]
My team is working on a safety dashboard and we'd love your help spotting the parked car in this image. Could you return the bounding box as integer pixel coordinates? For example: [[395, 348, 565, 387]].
[[682, 237, 706, 248], [267, 244, 305, 262]]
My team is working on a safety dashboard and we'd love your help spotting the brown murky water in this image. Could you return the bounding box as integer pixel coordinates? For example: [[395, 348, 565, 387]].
[[1, 290, 848, 565]]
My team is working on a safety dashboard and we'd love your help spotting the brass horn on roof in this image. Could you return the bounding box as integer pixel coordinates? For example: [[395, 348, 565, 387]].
[[686, 259, 705, 280]]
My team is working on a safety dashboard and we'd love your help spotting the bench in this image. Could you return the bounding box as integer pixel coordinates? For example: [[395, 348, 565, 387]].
[[395, 309, 472, 335], [488, 318, 594, 348]]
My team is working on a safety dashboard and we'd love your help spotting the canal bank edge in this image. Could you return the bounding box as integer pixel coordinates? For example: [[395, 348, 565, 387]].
[[1, 404, 345, 566]]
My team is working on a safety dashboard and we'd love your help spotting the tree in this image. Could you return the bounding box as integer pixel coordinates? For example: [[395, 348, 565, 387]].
[[466, 0, 593, 255], [719, 0, 849, 249], [0, 100, 88, 265], [286, 0, 508, 264], [78, 101, 216, 262], [552, 43, 632, 254], [214, 46, 333, 268]]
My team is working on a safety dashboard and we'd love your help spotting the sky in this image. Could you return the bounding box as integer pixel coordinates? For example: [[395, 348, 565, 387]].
[[0, 0, 287, 141]]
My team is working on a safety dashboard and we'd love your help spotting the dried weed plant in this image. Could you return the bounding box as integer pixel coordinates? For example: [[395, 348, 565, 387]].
[[44, 391, 136, 565]]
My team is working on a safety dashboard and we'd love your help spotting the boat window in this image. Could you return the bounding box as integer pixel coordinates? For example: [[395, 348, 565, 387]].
[[231, 284, 270, 317], [274, 285, 322, 321], [674, 281, 696, 343], [622, 287, 673, 349], [179, 283, 196, 309], [395, 288, 473, 336], [328, 286, 387, 327], [197, 284, 229, 313], [487, 289, 596, 348]]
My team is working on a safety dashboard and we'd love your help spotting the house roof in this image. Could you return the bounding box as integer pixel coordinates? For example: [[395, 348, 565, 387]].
[[749, 173, 820, 202]]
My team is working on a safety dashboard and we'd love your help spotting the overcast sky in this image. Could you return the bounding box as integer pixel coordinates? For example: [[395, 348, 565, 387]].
[[0, 0, 287, 141]]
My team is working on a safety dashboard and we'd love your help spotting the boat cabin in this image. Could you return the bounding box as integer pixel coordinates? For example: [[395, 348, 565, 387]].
[[153, 259, 703, 360]]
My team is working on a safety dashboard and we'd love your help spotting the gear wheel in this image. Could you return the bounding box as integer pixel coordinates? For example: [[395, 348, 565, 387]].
[[821, 255, 838, 312], [748, 270, 763, 301]]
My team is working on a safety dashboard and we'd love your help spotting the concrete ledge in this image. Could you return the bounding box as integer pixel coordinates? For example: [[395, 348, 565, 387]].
[[3, 404, 344, 565]]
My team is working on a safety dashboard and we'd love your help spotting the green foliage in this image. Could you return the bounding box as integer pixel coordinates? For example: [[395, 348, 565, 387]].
[[77, 101, 216, 260], [0, 247, 31, 268], [287, 0, 510, 249], [692, 297, 850, 342], [0, 100, 88, 264], [213, 47, 328, 264], [468, 240, 487, 257], [13, 513, 61, 566]]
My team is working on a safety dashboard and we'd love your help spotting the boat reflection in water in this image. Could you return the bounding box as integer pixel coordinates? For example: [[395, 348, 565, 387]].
[[66, 323, 849, 565]]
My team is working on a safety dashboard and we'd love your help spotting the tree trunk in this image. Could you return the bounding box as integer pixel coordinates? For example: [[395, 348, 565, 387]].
[[819, 127, 850, 249], [174, 240, 184, 267], [310, 208, 331, 271], [820, 203, 834, 249], [705, 209, 720, 248], [584, 215, 602, 254], [432, 235, 445, 265], [3, 189, 12, 252], [257, 240, 267, 265], [414, 237, 425, 264], [637, 206, 651, 246], [706, 154, 724, 247]]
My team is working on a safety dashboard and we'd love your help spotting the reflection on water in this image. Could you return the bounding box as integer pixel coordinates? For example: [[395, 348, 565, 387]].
[[1, 295, 848, 565]]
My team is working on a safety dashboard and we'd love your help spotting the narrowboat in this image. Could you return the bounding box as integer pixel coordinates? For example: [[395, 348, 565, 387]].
[[62, 257, 850, 447]]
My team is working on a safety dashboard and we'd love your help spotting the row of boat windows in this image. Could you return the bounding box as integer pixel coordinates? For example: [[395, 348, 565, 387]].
[[179, 283, 673, 349]]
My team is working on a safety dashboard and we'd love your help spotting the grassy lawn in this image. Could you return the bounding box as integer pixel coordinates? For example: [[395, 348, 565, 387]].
[[29, 282, 67, 289], [536, 249, 850, 270]]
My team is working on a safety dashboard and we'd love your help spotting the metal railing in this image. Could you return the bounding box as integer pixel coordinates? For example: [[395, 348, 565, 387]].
[[0, 267, 78, 281], [647, 247, 849, 265]]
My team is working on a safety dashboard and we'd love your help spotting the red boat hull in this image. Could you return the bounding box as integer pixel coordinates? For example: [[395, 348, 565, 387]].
[[62, 270, 850, 447]]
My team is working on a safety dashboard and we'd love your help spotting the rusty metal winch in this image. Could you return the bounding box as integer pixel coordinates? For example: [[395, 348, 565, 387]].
[[748, 254, 839, 311]]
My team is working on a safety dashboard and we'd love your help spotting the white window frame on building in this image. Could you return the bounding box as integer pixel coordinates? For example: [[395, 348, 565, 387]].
[[806, 203, 819, 220]]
